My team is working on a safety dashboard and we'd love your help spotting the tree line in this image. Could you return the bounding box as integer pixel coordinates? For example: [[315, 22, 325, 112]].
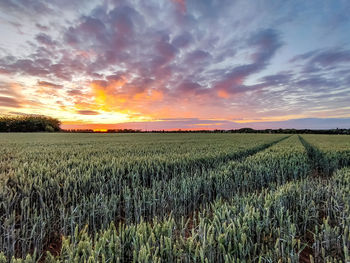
[[0, 115, 61, 132]]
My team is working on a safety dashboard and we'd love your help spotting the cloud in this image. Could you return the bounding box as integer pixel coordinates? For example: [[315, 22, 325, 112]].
[[0, 82, 18, 97], [310, 49, 350, 67], [259, 72, 293, 85], [35, 23, 49, 31], [172, 32, 193, 48], [176, 81, 204, 95], [0, 58, 49, 77], [291, 48, 350, 73], [35, 33, 55, 47], [0, 96, 21, 108], [247, 28, 282, 64], [0, 0, 53, 16], [185, 50, 211, 65], [66, 89, 83, 96], [1, 3, 282, 107], [0, 0, 349, 124], [295, 77, 338, 89], [76, 110, 100, 115], [37, 80, 63, 89], [213, 29, 282, 97]]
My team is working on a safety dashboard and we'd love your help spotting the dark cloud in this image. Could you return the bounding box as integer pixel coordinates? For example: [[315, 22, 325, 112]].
[[0, 0, 93, 18], [37, 80, 63, 89], [35, 33, 55, 47], [172, 32, 193, 48], [176, 81, 204, 95], [35, 23, 49, 31], [156, 41, 178, 64], [313, 50, 350, 66], [213, 29, 282, 97], [185, 50, 211, 64], [0, 0, 53, 16], [66, 89, 83, 96], [0, 58, 49, 77], [295, 77, 339, 89], [76, 110, 100, 115], [0, 54, 78, 81], [260, 72, 293, 85], [291, 48, 350, 73], [0, 82, 17, 97], [247, 29, 282, 64], [64, 16, 107, 46], [308, 49, 350, 71], [0, 96, 21, 108]]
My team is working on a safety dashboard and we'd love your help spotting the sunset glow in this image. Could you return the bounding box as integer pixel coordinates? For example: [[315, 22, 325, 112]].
[[0, 1, 350, 129], [93, 129, 108, 133]]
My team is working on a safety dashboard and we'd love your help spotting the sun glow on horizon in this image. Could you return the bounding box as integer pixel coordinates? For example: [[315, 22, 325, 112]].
[[93, 129, 108, 132]]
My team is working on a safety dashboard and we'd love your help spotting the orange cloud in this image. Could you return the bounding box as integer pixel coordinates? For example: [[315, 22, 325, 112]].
[[133, 89, 163, 101], [90, 76, 128, 111], [88, 75, 166, 117], [217, 89, 230, 98]]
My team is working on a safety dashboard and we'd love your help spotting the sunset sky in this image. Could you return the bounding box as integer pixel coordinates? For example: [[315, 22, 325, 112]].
[[0, 0, 350, 130]]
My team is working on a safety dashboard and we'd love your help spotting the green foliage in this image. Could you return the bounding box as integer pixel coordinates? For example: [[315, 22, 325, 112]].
[[0, 115, 60, 132], [0, 133, 349, 262], [300, 134, 350, 174]]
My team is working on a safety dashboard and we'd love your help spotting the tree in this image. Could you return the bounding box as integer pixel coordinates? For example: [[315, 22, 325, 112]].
[[0, 115, 61, 132]]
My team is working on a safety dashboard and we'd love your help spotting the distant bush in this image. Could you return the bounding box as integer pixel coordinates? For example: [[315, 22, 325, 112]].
[[0, 115, 61, 132]]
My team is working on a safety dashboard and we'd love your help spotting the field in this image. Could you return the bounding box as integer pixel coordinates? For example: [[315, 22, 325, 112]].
[[0, 133, 349, 262]]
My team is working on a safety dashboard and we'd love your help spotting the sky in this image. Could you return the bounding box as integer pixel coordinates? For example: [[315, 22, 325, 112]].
[[0, 0, 350, 130]]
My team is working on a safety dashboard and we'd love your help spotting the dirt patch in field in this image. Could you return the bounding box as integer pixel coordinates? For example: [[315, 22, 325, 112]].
[[299, 245, 313, 263], [39, 233, 62, 262], [299, 231, 315, 263]]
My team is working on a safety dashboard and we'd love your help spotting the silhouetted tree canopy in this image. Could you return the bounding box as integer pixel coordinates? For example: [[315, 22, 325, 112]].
[[0, 115, 61, 132]]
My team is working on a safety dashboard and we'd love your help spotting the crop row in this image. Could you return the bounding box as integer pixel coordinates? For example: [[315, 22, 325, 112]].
[[1, 135, 310, 260], [300, 135, 350, 175], [118, 135, 311, 223], [0, 134, 286, 188], [0, 134, 285, 259], [1, 134, 348, 261], [3, 163, 349, 262]]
